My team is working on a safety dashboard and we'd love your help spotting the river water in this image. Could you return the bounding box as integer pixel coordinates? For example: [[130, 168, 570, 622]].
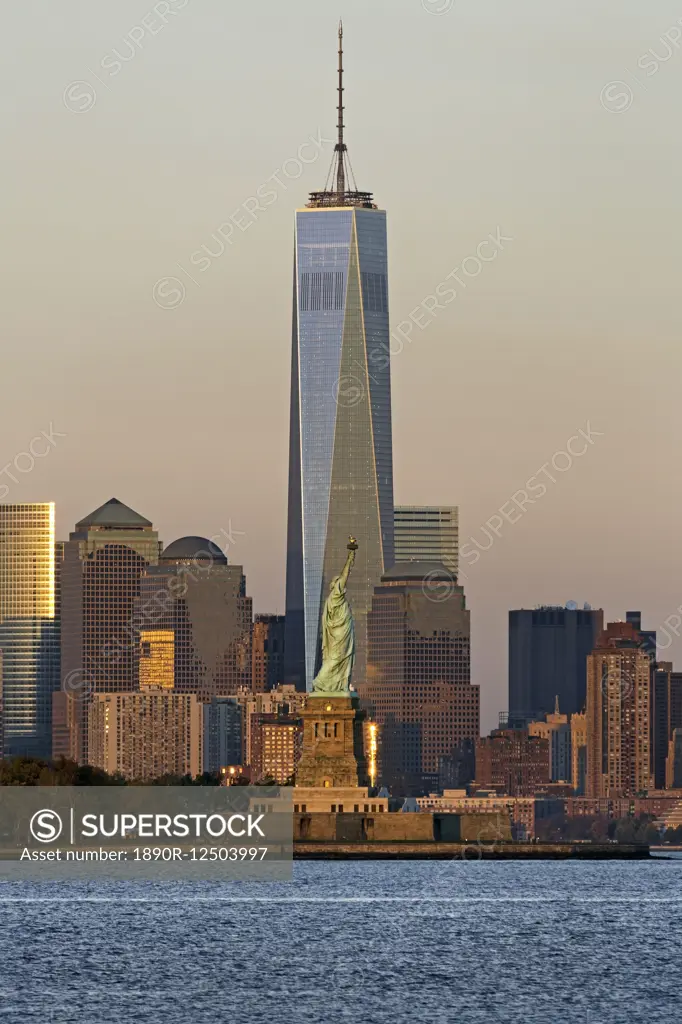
[[0, 859, 680, 1023]]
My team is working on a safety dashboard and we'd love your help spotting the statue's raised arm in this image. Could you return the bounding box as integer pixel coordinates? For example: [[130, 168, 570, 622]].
[[311, 539, 358, 696]]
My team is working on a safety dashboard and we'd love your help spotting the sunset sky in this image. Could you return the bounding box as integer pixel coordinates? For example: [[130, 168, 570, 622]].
[[2, 0, 681, 729]]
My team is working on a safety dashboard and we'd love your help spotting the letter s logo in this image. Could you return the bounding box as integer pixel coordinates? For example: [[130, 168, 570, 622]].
[[29, 809, 63, 843]]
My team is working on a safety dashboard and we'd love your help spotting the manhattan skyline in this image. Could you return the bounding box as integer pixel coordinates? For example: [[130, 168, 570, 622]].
[[2, 0, 681, 732]]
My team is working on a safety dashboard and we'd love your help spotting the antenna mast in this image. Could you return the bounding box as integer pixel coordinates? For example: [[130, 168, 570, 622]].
[[336, 20, 346, 194]]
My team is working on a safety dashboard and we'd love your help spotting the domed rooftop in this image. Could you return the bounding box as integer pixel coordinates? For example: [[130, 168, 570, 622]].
[[160, 536, 227, 565]]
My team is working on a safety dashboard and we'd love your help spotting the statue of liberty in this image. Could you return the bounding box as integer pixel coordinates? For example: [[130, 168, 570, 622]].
[[311, 538, 358, 695]]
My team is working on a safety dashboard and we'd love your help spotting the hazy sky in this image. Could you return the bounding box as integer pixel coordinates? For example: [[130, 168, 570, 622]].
[[3, 0, 682, 730]]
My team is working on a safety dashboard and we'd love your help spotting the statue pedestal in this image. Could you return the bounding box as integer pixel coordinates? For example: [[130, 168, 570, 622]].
[[295, 693, 368, 788]]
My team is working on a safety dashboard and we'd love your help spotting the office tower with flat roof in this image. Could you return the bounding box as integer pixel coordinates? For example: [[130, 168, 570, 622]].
[[284, 24, 394, 692], [57, 497, 161, 762], [135, 536, 252, 697], [252, 614, 285, 693], [394, 506, 459, 578], [365, 562, 478, 795], [88, 689, 202, 780], [652, 662, 682, 789], [508, 604, 604, 725], [586, 621, 653, 798], [0, 503, 58, 757]]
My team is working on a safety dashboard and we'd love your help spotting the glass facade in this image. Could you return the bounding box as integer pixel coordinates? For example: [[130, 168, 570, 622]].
[[139, 629, 175, 690], [0, 503, 58, 757], [285, 206, 394, 690]]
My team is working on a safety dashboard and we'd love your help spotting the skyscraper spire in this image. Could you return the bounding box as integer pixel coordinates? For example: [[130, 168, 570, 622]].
[[336, 20, 346, 194], [307, 22, 375, 209]]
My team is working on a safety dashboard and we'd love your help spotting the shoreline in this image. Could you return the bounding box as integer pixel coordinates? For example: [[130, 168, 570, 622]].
[[294, 841, 653, 860]]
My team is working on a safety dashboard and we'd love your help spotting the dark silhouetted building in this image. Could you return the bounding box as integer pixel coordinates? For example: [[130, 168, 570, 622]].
[[475, 729, 550, 796], [586, 621, 653, 798], [135, 536, 252, 698], [508, 604, 603, 724], [365, 562, 478, 795], [203, 696, 243, 774], [57, 498, 161, 762], [652, 662, 682, 789], [252, 614, 285, 693]]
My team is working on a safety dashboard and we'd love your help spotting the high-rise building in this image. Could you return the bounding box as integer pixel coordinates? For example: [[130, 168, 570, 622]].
[[393, 507, 459, 579], [202, 696, 243, 774], [475, 729, 550, 796], [508, 604, 604, 724], [134, 537, 252, 698], [252, 614, 285, 693], [88, 689, 202, 780], [586, 621, 653, 798], [284, 24, 394, 691], [528, 700, 571, 782], [0, 503, 59, 758], [57, 498, 160, 762], [250, 712, 302, 784], [571, 711, 587, 795], [626, 610, 657, 662], [652, 662, 682, 790], [365, 562, 478, 795]]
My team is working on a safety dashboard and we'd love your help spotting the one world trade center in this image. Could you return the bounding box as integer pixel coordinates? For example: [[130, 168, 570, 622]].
[[284, 23, 395, 691]]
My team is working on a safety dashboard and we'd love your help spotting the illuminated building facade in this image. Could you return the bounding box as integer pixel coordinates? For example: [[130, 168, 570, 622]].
[[284, 25, 394, 691], [571, 711, 587, 795], [139, 630, 175, 690], [87, 689, 202, 780], [586, 621, 653, 798], [250, 712, 302, 784], [0, 503, 58, 757]]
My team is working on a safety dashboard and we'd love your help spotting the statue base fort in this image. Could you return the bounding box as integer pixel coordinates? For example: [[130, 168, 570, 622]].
[[295, 693, 368, 789]]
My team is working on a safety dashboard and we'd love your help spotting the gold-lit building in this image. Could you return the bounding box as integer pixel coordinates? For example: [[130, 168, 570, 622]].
[[571, 711, 587, 795], [250, 713, 301, 784], [234, 684, 307, 766], [586, 622, 653, 798], [0, 503, 58, 757], [87, 689, 202, 780], [139, 630, 175, 690]]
